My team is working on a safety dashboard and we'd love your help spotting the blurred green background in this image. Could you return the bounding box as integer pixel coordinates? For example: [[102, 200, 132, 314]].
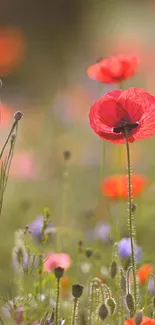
[[0, 0, 155, 291]]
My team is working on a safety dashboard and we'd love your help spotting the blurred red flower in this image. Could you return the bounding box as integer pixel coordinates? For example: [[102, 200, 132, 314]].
[[0, 103, 12, 127], [89, 88, 155, 144], [124, 316, 155, 325], [102, 174, 147, 199], [61, 276, 70, 297], [10, 152, 38, 180], [44, 253, 71, 273], [0, 26, 27, 76], [137, 264, 153, 284], [87, 54, 138, 84]]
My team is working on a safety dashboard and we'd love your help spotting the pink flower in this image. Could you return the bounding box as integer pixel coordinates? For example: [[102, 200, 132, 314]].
[[44, 253, 71, 272], [10, 151, 38, 180]]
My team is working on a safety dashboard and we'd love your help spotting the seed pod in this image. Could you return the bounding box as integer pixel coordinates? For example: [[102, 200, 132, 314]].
[[110, 261, 117, 278], [126, 293, 135, 313], [134, 310, 143, 325], [85, 248, 93, 258], [72, 284, 83, 298], [106, 297, 116, 315], [98, 304, 108, 321], [14, 111, 23, 121], [54, 267, 64, 279], [120, 274, 126, 293]]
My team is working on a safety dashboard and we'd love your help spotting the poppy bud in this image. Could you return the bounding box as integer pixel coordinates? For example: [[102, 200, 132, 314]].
[[120, 274, 126, 293], [72, 284, 83, 298], [85, 248, 93, 258], [106, 297, 116, 315], [63, 150, 71, 161], [134, 310, 143, 325], [14, 111, 23, 121], [54, 267, 64, 279], [126, 293, 135, 313], [98, 304, 108, 321], [78, 240, 83, 247], [110, 261, 117, 278]]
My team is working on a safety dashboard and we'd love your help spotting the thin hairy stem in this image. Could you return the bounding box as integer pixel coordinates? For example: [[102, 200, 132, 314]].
[[55, 278, 60, 325], [71, 298, 78, 325], [124, 129, 137, 308]]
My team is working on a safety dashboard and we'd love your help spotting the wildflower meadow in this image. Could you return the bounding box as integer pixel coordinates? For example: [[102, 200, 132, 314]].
[[1, 1, 155, 325]]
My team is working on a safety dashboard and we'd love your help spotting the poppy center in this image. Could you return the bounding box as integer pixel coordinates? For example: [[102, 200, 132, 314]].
[[113, 121, 139, 134]]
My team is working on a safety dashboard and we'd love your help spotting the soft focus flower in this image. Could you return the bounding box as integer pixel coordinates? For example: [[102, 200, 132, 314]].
[[13, 305, 24, 325], [0, 26, 27, 76], [118, 238, 142, 263], [61, 276, 70, 297], [87, 54, 138, 84], [0, 103, 12, 127], [124, 316, 155, 325], [137, 264, 153, 284], [89, 88, 155, 144], [94, 223, 111, 244], [29, 216, 54, 241], [148, 276, 155, 295], [10, 151, 38, 180], [2, 303, 24, 324], [102, 174, 147, 199], [44, 253, 71, 272]]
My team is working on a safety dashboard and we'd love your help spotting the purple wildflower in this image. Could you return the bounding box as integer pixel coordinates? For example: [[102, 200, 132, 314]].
[[94, 223, 111, 244], [12, 247, 39, 272], [118, 238, 142, 263], [28, 216, 54, 240]]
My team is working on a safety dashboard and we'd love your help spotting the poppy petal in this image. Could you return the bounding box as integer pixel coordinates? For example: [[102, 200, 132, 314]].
[[118, 88, 149, 123]]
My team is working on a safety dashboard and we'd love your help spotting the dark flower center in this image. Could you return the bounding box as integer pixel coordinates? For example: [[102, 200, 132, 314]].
[[113, 121, 139, 134]]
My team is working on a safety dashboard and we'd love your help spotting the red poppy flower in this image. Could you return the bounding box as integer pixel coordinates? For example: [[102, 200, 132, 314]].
[[89, 88, 155, 144], [102, 174, 147, 199], [137, 264, 153, 284], [0, 26, 26, 76], [124, 316, 155, 325], [87, 54, 138, 84]]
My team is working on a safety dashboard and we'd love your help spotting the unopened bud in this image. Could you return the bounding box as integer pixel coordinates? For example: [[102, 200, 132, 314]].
[[72, 284, 83, 298], [134, 311, 143, 325], [85, 248, 93, 258], [14, 111, 23, 121], [106, 297, 116, 315], [54, 267, 64, 279], [110, 261, 117, 278], [78, 240, 83, 247], [126, 293, 135, 313], [63, 150, 71, 161], [98, 304, 108, 321], [120, 274, 126, 293]]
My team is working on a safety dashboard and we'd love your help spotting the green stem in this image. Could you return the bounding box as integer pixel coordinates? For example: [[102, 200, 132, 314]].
[[62, 162, 69, 226], [124, 129, 137, 308], [71, 298, 78, 325], [55, 278, 60, 325], [0, 120, 18, 160]]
